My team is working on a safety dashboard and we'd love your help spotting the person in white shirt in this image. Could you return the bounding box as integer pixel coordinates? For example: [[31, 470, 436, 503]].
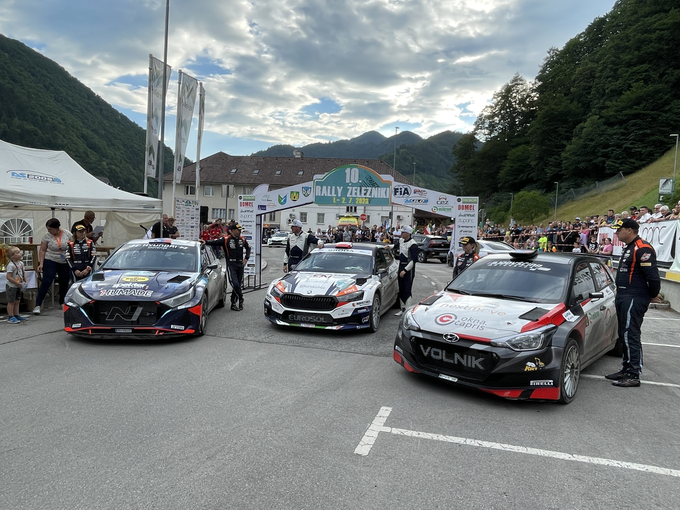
[[637, 206, 652, 224]]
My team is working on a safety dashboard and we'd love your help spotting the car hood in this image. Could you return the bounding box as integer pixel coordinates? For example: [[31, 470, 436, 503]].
[[412, 291, 563, 338], [80, 270, 197, 300], [279, 271, 372, 296]]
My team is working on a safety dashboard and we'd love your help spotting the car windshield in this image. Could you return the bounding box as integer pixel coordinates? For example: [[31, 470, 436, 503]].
[[482, 241, 514, 251], [102, 243, 198, 272], [446, 259, 569, 303], [295, 251, 373, 274], [273, 233, 288, 238]]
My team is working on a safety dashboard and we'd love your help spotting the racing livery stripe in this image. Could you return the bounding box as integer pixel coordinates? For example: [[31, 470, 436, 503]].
[[520, 303, 567, 333]]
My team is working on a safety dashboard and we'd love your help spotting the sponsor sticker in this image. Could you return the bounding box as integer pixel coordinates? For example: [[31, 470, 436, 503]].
[[562, 310, 578, 322], [121, 275, 150, 282], [170, 325, 185, 330], [524, 358, 545, 371], [438, 374, 458, 383], [435, 313, 457, 325], [530, 380, 553, 386]]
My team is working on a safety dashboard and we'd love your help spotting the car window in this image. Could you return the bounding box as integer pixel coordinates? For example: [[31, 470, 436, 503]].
[[201, 246, 213, 268], [572, 261, 596, 301], [382, 248, 394, 266], [447, 259, 569, 303], [374, 249, 387, 271], [589, 261, 612, 291]]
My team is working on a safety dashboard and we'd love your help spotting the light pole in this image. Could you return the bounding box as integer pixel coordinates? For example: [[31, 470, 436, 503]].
[[554, 182, 559, 221], [671, 134, 679, 194], [390, 127, 398, 228], [412, 161, 416, 185]]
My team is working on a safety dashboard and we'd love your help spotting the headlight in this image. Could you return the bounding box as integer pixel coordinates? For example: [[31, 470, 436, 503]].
[[339, 290, 364, 303], [402, 309, 421, 332], [66, 286, 91, 307], [160, 287, 195, 309], [270, 281, 288, 298], [492, 327, 555, 351]]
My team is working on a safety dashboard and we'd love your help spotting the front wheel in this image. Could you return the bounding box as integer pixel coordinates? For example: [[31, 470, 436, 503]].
[[417, 250, 426, 263], [558, 339, 581, 404], [217, 277, 228, 308], [368, 294, 381, 333]]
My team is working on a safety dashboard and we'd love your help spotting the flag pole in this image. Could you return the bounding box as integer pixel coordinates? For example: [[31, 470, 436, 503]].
[[157, 0, 170, 221]]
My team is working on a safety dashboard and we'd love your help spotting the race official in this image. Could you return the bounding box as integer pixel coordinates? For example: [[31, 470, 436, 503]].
[[66, 225, 97, 281], [283, 220, 323, 272], [605, 218, 660, 387], [203, 223, 251, 311], [453, 236, 480, 279], [396, 226, 419, 316]]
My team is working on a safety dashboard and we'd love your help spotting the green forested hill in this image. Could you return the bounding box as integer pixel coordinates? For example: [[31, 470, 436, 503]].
[[0, 34, 174, 193], [451, 0, 680, 200]]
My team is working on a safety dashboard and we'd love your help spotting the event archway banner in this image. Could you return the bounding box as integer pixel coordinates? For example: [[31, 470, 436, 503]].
[[313, 164, 392, 206]]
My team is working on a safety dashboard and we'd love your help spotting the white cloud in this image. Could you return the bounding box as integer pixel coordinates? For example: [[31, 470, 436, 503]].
[[0, 0, 616, 155]]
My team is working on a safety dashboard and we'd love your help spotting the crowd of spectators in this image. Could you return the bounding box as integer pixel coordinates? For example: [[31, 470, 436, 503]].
[[479, 201, 680, 254]]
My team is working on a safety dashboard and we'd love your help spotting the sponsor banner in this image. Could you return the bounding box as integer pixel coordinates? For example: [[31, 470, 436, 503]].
[[145, 55, 172, 179], [599, 220, 678, 263], [254, 184, 314, 214], [238, 195, 257, 276], [314, 165, 392, 206], [173, 70, 199, 184], [175, 198, 201, 240], [195, 83, 205, 196], [451, 196, 478, 258]]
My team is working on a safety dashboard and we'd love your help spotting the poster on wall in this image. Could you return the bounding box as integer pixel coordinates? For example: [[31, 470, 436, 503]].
[[174, 198, 200, 240], [237, 194, 258, 278]]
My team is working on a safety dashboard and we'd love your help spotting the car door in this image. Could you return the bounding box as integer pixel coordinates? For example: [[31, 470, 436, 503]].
[[201, 245, 219, 310], [589, 260, 617, 352], [570, 260, 601, 364]]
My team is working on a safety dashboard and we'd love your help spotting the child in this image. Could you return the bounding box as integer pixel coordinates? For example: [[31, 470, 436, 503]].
[[5, 246, 29, 323]]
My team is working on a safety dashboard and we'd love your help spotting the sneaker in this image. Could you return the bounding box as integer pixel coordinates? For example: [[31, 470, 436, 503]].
[[612, 377, 641, 387], [7, 317, 20, 324], [605, 369, 629, 381], [395, 309, 405, 317], [32, 306, 41, 315], [238, 299, 244, 311], [14, 315, 29, 321], [231, 304, 240, 311]]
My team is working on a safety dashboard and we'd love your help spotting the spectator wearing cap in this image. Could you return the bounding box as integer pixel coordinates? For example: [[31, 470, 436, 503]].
[[395, 226, 419, 316], [605, 218, 660, 387], [202, 223, 251, 311], [453, 236, 480, 279], [629, 206, 638, 220], [283, 220, 323, 273]]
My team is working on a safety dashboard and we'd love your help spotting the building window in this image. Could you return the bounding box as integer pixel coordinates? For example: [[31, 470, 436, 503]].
[[243, 187, 252, 195], [204, 185, 214, 197], [184, 185, 195, 195], [275, 170, 282, 175], [297, 171, 304, 175], [300, 212, 307, 223], [346, 206, 357, 213], [230, 168, 237, 174], [221, 185, 228, 197], [228, 209, 235, 220], [317, 213, 325, 224], [253, 169, 259, 174], [212, 208, 226, 219], [364, 215, 370, 224], [268, 212, 276, 221]]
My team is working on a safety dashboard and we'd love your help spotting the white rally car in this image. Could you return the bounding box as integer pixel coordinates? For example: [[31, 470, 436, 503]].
[[264, 243, 399, 332]]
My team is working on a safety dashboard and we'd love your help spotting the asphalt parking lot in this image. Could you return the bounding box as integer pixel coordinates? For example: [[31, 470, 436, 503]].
[[1, 251, 679, 509]]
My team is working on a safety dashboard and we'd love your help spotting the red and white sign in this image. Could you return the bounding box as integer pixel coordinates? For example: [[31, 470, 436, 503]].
[[360, 213, 367, 221]]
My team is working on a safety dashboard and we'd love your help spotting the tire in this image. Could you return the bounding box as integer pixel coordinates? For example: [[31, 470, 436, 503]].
[[368, 294, 381, 333], [197, 297, 209, 336], [217, 277, 228, 308], [417, 250, 426, 263], [447, 254, 453, 267], [439, 258, 446, 263], [558, 338, 581, 404]]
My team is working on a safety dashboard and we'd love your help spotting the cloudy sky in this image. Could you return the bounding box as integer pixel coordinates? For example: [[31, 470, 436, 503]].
[[1, 0, 615, 159]]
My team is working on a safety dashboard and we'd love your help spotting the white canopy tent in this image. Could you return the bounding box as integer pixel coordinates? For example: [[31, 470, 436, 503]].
[[0, 139, 162, 248]]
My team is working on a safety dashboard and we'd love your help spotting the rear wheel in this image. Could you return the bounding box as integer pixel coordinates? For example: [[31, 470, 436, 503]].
[[368, 294, 381, 333], [417, 250, 426, 263], [197, 297, 208, 336], [217, 278, 228, 308], [558, 339, 581, 404]]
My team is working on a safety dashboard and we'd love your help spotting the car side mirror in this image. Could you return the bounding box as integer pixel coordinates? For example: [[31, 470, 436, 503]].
[[589, 292, 604, 300], [377, 268, 387, 275], [207, 262, 220, 270]]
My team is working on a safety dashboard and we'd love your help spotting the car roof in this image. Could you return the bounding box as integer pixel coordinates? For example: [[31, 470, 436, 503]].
[[321, 242, 388, 254], [124, 239, 201, 247], [482, 251, 599, 266]]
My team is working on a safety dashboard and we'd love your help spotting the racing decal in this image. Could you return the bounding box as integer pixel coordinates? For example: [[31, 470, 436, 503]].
[[562, 310, 578, 322], [105, 305, 144, 322], [530, 380, 554, 386], [112, 283, 149, 289], [437, 303, 506, 316], [419, 345, 485, 370], [336, 284, 359, 297], [100, 288, 154, 297], [121, 276, 150, 282], [524, 358, 545, 371], [640, 253, 651, 262], [170, 325, 185, 330], [486, 261, 550, 271], [435, 314, 456, 325]]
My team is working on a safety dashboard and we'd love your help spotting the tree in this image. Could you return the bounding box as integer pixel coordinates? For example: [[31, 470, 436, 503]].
[[512, 191, 551, 224]]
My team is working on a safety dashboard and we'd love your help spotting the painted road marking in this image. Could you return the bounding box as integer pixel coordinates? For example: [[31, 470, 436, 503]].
[[645, 317, 680, 320], [581, 374, 680, 389], [643, 342, 680, 348], [355, 407, 680, 478]]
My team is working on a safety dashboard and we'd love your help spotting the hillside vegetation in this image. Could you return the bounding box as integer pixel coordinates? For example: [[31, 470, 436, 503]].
[[451, 0, 680, 204], [0, 34, 174, 193]]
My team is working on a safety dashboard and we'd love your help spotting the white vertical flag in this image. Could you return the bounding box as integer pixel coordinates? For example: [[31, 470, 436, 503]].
[[173, 70, 199, 184], [145, 55, 172, 186], [195, 82, 205, 199]]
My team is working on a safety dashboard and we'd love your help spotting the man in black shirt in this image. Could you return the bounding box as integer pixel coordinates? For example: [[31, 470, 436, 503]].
[[203, 223, 251, 311], [151, 214, 170, 238]]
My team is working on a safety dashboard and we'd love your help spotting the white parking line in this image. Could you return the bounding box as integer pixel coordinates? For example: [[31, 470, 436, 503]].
[[643, 342, 680, 348], [581, 374, 680, 388], [355, 407, 680, 478]]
